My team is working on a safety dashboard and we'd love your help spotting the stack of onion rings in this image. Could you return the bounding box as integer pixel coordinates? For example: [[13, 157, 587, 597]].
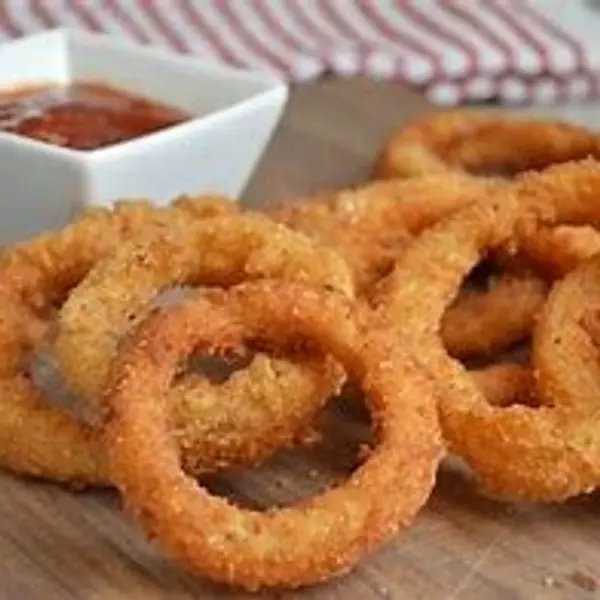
[[54, 213, 354, 477], [269, 173, 546, 358], [0, 197, 239, 486], [4, 108, 600, 592], [372, 112, 600, 282], [374, 159, 600, 502], [0, 200, 354, 487]]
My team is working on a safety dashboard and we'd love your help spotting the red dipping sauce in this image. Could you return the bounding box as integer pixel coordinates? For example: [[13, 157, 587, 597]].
[[0, 82, 191, 150]]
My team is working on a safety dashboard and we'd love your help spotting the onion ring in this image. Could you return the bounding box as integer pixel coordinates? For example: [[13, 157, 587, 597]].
[[0, 286, 106, 484], [103, 280, 443, 591], [0, 197, 246, 486], [374, 159, 600, 501], [55, 213, 354, 477], [372, 110, 600, 180]]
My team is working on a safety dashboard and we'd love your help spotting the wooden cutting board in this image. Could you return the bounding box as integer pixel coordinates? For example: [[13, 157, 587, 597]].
[[1, 77, 599, 600]]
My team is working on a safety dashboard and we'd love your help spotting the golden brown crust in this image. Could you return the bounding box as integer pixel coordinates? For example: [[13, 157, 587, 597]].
[[373, 160, 600, 501], [55, 213, 354, 476], [0, 197, 245, 486], [271, 175, 551, 360], [269, 173, 497, 293], [442, 274, 548, 358], [533, 254, 600, 416], [471, 362, 535, 408], [499, 224, 600, 280], [0, 202, 170, 485], [372, 109, 600, 180], [103, 281, 442, 590]]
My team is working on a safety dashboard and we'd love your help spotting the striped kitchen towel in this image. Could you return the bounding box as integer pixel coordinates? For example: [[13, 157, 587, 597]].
[[1, 0, 600, 105]]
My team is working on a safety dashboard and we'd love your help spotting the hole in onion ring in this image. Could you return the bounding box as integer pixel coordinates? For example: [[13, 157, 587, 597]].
[[200, 396, 373, 511]]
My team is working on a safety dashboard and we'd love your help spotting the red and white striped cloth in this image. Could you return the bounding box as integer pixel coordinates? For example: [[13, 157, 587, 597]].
[[1, 0, 600, 105]]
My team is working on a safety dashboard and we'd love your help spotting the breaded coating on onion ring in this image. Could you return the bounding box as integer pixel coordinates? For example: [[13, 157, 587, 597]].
[[269, 173, 497, 292], [271, 174, 541, 357], [0, 198, 234, 486], [103, 280, 442, 590], [55, 213, 354, 477], [374, 159, 600, 502], [372, 110, 600, 180]]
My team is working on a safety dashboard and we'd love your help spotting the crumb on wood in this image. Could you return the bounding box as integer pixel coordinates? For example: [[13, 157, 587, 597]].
[[568, 569, 598, 592], [543, 575, 556, 588]]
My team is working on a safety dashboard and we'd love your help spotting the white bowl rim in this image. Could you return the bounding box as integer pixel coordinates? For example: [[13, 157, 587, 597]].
[[0, 27, 288, 163]]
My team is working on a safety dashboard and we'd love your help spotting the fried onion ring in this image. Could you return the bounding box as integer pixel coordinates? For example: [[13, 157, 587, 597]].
[[375, 159, 600, 501], [55, 213, 354, 477], [372, 110, 600, 180], [103, 280, 442, 590]]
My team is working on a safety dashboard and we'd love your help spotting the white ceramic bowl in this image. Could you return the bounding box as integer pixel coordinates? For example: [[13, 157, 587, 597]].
[[0, 28, 288, 243]]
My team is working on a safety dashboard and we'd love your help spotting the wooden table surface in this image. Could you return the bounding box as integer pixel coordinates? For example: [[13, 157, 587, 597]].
[[2, 78, 600, 600]]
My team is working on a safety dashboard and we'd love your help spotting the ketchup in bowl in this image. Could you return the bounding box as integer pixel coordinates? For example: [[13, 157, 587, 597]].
[[0, 81, 191, 150]]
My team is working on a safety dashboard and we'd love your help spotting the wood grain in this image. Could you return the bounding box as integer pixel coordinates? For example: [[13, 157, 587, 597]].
[[1, 77, 599, 600]]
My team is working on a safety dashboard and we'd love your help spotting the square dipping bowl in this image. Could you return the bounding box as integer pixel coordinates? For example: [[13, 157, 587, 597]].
[[0, 28, 288, 243]]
